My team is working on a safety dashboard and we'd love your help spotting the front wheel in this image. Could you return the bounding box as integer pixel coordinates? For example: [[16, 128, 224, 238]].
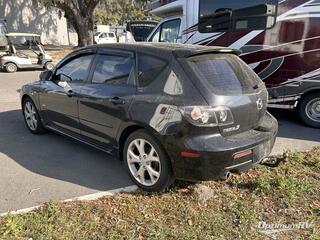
[[5, 63, 17, 73], [298, 92, 320, 128], [123, 130, 174, 192], [22, 98, 46, 134]]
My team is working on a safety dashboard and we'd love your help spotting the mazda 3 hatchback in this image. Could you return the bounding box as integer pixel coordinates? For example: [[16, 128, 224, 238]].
[[20, 43, 278, 192]]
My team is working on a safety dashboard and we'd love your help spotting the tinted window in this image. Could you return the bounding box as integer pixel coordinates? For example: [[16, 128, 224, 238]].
[[130, 25, 157, 41], [138, 54, 167, 87], [92, 54, 134, 85], [160, 19, 181, 43], [187, 54, 263, 95], [56, 54, 93, 82]]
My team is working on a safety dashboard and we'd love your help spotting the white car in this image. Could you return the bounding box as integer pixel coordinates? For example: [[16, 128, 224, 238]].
[[94, 32, 117, 44]]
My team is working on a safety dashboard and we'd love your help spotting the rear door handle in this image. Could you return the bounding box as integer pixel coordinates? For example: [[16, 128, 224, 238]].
[[110, 97, 126, 105]]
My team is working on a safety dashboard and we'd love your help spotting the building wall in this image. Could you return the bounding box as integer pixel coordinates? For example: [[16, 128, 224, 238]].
[[0, 0, 77, 45]]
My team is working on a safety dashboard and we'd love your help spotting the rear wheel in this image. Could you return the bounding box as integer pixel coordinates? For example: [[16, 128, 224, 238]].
[[5, 63, 17, 73], [298, 92, 320, 128], [123, 130, 174, 192], [44, 62, 54, 70], [22, 98, 46, 134]]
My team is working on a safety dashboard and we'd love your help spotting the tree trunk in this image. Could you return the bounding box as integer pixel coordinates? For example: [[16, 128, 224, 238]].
[[54, 1, 99, 47], [74, 18, 94, 47]]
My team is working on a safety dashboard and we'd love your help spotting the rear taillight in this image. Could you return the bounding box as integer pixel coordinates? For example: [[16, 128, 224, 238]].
[[179, 106, 234, 127]]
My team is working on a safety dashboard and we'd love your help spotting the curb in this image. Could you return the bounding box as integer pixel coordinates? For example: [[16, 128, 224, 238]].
[[0, 185, 138, 217]]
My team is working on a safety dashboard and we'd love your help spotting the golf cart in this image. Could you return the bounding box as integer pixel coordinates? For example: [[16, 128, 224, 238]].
[[0, 33, 54, 73]]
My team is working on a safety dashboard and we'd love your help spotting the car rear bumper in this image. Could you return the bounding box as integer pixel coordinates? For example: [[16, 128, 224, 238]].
[[166, 112, 278, 181]]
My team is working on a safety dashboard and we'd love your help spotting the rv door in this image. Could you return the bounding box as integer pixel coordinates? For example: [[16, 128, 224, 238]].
[[198, 0, 278, 33]]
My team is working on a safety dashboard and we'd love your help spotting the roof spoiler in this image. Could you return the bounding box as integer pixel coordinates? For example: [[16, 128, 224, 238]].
[[173, 48, 242, 59], [187, 48, 242, 57]]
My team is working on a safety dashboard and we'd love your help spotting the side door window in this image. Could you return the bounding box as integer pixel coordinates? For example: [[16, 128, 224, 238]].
[[55, 54, 94, 83], [149, 19, 181, 43], [92, 53, 135, 86]]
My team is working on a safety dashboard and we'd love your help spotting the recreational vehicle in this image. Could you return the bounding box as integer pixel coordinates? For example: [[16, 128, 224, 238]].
[[148, 0, 320, 128]]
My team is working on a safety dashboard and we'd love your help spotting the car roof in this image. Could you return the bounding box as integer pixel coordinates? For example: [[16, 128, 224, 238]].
[[84, 43, 240, 59]]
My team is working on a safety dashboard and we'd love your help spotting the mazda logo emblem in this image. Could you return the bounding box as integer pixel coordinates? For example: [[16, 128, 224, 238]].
[[256, 98, 263, 110]]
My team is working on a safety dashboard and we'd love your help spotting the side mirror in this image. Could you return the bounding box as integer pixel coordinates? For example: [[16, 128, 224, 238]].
[[55, 73, 72, 82], [40, 70, 52, 82], [198, 1, 278, 33]]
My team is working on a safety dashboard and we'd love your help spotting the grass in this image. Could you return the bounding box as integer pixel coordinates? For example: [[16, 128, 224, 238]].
[[1, 148, 319, 240], [49, 49, 73, 63]]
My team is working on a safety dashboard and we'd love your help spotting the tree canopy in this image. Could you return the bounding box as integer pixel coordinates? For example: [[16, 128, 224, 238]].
[[94, 0, 152, 26], [33, 0, 152, 46]]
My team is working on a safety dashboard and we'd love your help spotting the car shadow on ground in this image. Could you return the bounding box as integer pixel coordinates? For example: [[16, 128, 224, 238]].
[[0, 109, 133, 191], [269, 109, 320, 142]]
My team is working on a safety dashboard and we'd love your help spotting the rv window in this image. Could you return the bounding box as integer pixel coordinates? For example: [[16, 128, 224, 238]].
[[199, 0, 278, 33], [150, 19, 181, 43], [150, 27, 160, 42], [160, 19, 181, 43]]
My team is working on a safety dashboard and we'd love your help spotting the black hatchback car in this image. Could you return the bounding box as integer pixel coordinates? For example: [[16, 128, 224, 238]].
[[20, 43, 278, 192]]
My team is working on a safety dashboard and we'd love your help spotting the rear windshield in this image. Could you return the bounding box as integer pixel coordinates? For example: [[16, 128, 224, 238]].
[[186, 53, 263, 95]]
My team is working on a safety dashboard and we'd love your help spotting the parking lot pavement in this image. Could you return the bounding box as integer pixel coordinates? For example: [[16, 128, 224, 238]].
[[0, 71, 319, 213], [270, 109, 320, 155], [0, 71, 133, 213]]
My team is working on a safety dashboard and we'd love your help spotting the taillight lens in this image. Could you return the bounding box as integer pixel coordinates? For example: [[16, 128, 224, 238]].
[[180, 106, 234, 127]]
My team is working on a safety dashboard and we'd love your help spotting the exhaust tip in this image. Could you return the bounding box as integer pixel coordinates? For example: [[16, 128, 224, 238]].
[[221, 171, 231, 181]]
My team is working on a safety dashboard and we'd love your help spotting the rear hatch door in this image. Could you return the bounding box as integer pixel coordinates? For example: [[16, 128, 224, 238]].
[[182, 53, 268, 136]]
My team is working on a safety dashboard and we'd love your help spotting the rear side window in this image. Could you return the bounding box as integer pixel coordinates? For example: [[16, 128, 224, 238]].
[[92, 54, 134, 85], [187, 54, 262, 95], [137, 54, 167, 87]]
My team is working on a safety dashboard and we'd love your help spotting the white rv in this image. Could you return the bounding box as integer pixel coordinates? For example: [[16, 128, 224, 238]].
[[147, 0, 320, 128]]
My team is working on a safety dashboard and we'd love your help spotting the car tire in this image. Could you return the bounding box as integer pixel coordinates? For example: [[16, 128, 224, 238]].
[[123, 129, 174, 192], [5, 63, 17, 73], [44, 62, 54, 71], [22, 97, 46, 134], [298, 92, 320, 128]]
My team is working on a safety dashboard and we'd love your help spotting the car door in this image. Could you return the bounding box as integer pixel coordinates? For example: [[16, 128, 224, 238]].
[[100, 33, 108, 44], [39, 50, 95, 135], [108, 33, 117, 43], [78, 49, 136, 150]]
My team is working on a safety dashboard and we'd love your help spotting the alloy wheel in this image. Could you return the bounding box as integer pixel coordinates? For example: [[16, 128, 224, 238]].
[[24, 101, 38, 131], [127, 139, 161, 186]]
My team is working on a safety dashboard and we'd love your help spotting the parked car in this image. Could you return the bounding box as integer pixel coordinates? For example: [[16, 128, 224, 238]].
[[20, 43, 278, 192], [0, 33, 54, 73], [94, 32, 117, 44]]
